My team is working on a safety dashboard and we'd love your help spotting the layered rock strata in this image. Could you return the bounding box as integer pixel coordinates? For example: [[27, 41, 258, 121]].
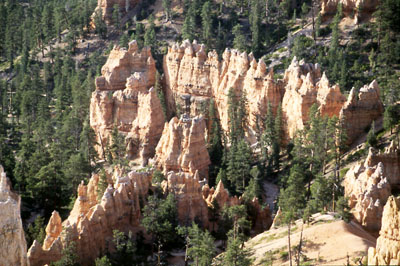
[[162, 171, 210, 227], [368, 196, 400, 265], [281, 57, 347, 140], [154, 116, 211, 179], [28, 170, 152, 266], [163, 40, 285, 144], [0, 166, 29, 266], [90, 41, 163, 163], [164, 41, 383, 146], [339, 80, 384, 145], [343, 148, 392, 231]]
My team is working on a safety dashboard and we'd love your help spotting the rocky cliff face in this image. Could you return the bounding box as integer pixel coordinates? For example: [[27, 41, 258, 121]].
[[164, 41, 383, 146], [163, 40, 284, 144], [281, 57, 347, 140], [321, 0, 379, 21], [0, 166, 29, 266], [154, 116, 211, 179], [343, 148, 392, 231], [96, 0, 140, 23], [340, 80, 384, 144], [90, 41, 164, 164], [28, 170, 152, 266], [368, 196, 400, 265], [162, 171, 210, 227]]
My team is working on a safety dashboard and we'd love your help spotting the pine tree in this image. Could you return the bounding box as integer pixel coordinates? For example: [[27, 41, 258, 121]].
[[201, 1, 213, 47], [185, 222, 216, 266], [232, 24, 247, 52], [144, 15, 156, 49], [182, 5, 196, 41]]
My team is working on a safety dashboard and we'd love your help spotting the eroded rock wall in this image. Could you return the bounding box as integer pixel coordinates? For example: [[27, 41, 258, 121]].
[[0, 166, 29, 266], [368, 196, 400, 265], [339, 80, 384, 145], [28, 170, 152, 266], [154, 116, 211, 179], [343, 148, 392, 231], [163, 40, 284, 144], [90, 41, 164, 163], [321, 0, 379, 20]]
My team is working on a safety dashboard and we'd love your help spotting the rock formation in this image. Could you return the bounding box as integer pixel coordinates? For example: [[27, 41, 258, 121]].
[[339, 80, 384, 145], [0, 165, 29, 266], [96, 0, 140, 23], [162, 171, 210, 227], [90, 41, 164, 164], [321, 0, 379, 21], [28, 170, 152, 266], [164, 41, 383, 146], [368, 196, 400, 265], [154, 116, 211, 179], [281, 57, 347, 140], [163, 40, 285, 144], [343, 148, 392, 231]]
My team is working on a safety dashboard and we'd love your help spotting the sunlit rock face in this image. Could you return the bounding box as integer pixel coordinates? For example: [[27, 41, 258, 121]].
[[343, 148, 392, 231], [28, 170, 152, 266], [90, 41, 164, 164], [0, 165, 29, 266], [96, 0, 140, 24], [281, 57, 347, 141], [321, 0, 379, 21], [154, 116, 211, 179], [163, 40, 285, 145], [339, 80, 384, 145], [368, 196, 400, 265]]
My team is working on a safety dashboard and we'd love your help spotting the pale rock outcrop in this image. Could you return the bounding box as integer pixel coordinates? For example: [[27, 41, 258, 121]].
[[90, 42, 164, 163], [162, 171, 210, 227], [154, 116, 211, 179], [281, 57, 346, 140], [321, 0, 379, 20], [343, 148, 392, 231], [339, 80, 384, 144], [96, 0, 140, 24], [203, 180, 240, 208], [28, 170, 152, 266], [164, 40, 284, 144], [368, 196, 400, 265], [0, 166, 29, 266]]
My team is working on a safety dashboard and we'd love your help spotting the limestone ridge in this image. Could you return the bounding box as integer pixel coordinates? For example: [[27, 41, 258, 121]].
[[28, 169, 152, 266], [343, 142, 400, 232], [281, 57, 347, 141], [164, 42, 383, 145], [164, 40, 284, 144], [0, 165, 29, 266], [343, 148, 391, 231], [90, 41, 164, 164], [368, 196, 400, 265], [339, 80, 384, 145], [153, 116, 211, 179]]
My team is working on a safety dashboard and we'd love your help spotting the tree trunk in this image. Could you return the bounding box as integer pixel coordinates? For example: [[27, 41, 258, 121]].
[[296, 223, 304, 266], [288, 222, 292, 266]]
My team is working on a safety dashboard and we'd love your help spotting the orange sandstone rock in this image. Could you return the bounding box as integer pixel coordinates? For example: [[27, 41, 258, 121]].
[[154, 116, 211, 179], [28, 170, 152, 266], [368, 196, 400, 265], [0, 166, 29, 266]]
